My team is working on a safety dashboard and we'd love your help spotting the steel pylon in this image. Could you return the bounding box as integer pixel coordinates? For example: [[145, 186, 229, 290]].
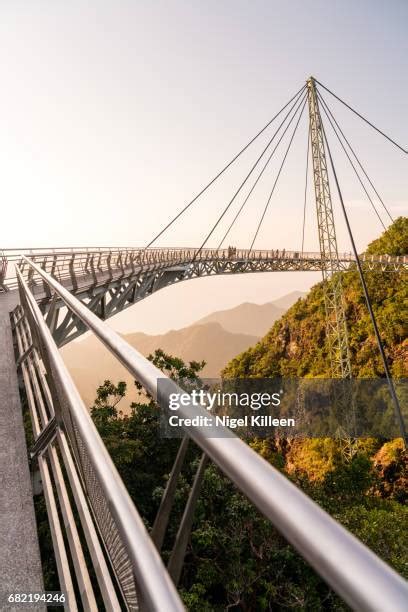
[[307, 77, 352, 380]]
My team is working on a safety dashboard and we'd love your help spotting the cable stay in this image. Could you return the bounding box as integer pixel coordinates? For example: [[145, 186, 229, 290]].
[[317, 90, 394, 224], [192, 90, 307, 260], [249, 97, 307, 251], [315, 78, 408, 154], [318, 94, 388, 231], [145, 78, 403, 253], [301, 124, 310, 254], [218, 91, 308, 249], [322, 123, 408, 446], [144, 84, 306, 249]]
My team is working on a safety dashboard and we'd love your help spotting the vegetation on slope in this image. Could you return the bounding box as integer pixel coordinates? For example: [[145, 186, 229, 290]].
[[89, 366, 407, 611], [222, 217, 408, 380]]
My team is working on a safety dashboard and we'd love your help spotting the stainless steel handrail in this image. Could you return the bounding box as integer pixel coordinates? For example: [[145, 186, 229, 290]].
[[2, 247, 404, 292], [21, 256, 408, 612], [4, 246, 405, 260], [16, 264, 184, 612]]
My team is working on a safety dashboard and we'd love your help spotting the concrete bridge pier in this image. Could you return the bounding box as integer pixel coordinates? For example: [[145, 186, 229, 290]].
[[0, 292, 44, 606]]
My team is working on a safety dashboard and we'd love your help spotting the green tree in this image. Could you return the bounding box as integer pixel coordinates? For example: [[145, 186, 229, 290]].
[[89, 355, 407, 609]]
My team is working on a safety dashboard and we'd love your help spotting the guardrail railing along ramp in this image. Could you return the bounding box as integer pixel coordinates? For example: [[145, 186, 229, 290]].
[[2, 247, 406, 293], [12, 256, 408, 612]]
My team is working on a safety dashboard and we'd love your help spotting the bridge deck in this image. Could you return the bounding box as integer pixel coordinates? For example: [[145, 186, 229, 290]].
[[0, 292, 44, 603], [1, 248, 402, 347]]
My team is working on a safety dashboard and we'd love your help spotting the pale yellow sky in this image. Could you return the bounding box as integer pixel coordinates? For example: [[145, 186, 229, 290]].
[[111, 272, 321, 334], [1, 2, 406, 332]]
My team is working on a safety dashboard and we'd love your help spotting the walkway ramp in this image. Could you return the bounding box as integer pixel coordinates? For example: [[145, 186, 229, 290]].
[[0, 292, 43, 603]]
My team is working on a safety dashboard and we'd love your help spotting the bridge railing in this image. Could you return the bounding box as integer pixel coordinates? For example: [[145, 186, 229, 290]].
[[14, 255, 408, 612], [15, 263, 184, 611], [2, 246, 406, 293]]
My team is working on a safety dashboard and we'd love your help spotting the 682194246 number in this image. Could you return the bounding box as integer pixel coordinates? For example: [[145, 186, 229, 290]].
[[2, 592, 66, 607]]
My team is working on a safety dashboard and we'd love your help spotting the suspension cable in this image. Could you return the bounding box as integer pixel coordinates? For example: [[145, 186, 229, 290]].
[[192, 90, 307, 260], [315, 78, 407, 154], [317, 90, 394, 224], [218, 92, 308, 249], [322, 124, 408, 447], [301, 125, 310, 253], [144, 84, 306, 248], [249, 97, 307, 252], [318, 93, 387, 231]]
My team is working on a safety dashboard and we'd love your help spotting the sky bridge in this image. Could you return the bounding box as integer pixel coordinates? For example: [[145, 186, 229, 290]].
[[0, 76, 407, 611]]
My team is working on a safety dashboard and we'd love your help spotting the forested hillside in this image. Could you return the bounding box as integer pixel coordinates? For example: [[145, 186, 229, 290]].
[[223, 217, 408, 380]]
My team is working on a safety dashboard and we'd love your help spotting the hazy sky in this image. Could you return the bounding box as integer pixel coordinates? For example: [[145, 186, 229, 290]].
[[1, 1, 406, 332]]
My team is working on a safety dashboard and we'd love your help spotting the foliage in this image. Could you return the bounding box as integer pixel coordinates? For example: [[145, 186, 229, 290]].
[[372, 438, 407, 503], [222, 218, 408, 380], [88, 354, 407, 609], [89, 351, 205, 523], [365, 216, 408, 256], [333, 503, 408, 577], [285, 438, 342, 482]]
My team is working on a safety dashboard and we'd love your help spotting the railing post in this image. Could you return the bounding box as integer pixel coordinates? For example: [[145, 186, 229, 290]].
[[51, 254, 58, 278], [106, 253, 113, 281], [167, 453, 209, 586], [68, 254, 78, 292], [0, 249, 8, 291], [151, 436, 190, 551]]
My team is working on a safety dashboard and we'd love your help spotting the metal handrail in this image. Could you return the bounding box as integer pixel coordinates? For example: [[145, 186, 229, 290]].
[[2, 247, 405, 292], [4, 246, 406, 262], [16, 264, 184, 612], [21, 256, 408, 612]]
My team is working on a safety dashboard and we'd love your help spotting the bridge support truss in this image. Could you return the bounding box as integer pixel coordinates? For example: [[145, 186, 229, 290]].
[[307, 77, 352, 380]]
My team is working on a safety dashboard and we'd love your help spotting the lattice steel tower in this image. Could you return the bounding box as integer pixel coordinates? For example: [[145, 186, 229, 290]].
[[306, 77, 352, 379]]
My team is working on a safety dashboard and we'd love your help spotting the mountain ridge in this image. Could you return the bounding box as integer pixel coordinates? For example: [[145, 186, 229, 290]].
[[62, 321, 259, 405], [62, 291, 304, 405], [195, 291, 305, 336]]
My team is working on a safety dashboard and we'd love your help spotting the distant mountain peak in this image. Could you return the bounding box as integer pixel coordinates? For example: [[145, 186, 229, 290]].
[[61, 290, 304, 406], [195, 291, 305, 337]]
